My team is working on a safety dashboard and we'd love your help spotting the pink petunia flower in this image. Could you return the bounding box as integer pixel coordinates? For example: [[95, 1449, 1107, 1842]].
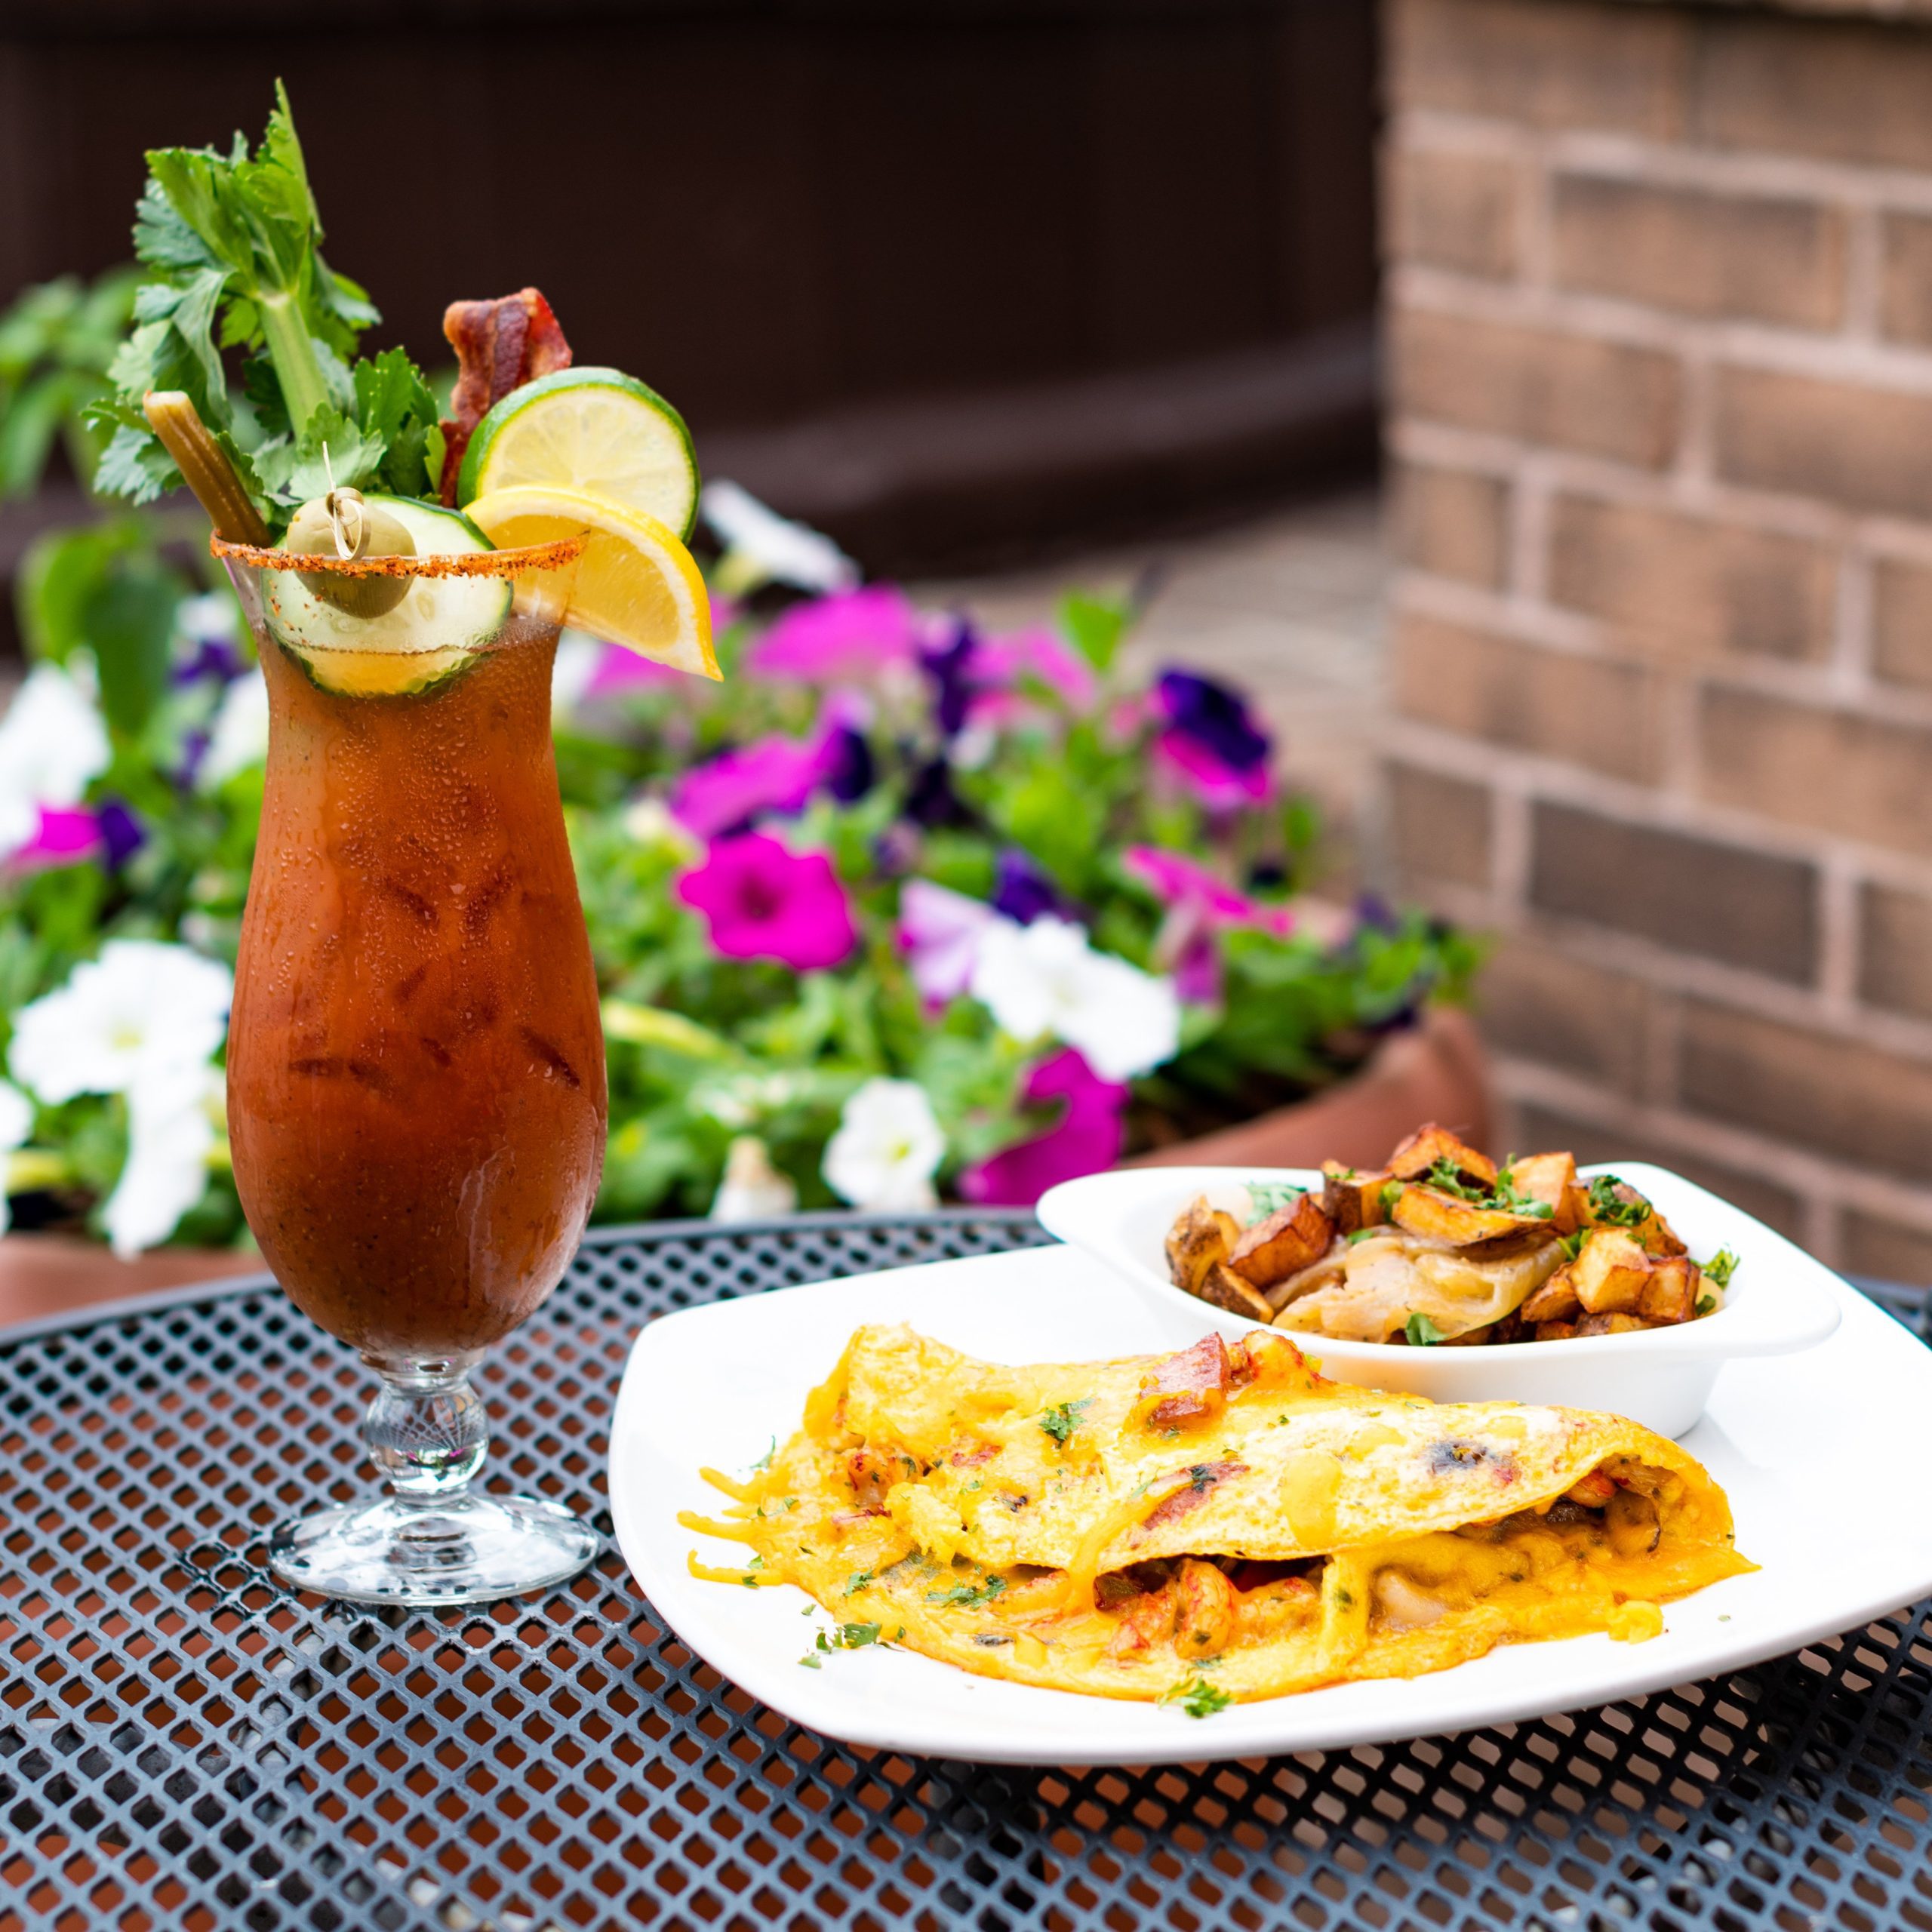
[[971, 625, 1097, 710], [1123, 847, 1294, 937], [13, 806, 103, 872], [1155, 729, 1273, 808], [583, 641, 682, 702], [958, 1049, 1130, 1207], [1124, 845, 1296, 1006], [672, 734, 829, 838], [745, 586, 922, 684], [677, 832, 858, 972], [898, 879, 996, 1004]]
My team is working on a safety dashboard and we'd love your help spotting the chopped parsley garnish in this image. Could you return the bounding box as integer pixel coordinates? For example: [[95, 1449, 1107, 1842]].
[[1405, 1312, 1446, 1347], [750, 1438, 777, 1472], [926, 1575, 1008, 1609], [1380, 1181, 1404, 1212], [1492, 1169, 1555, 1219], [814, 1623, 882, 1653], [1161, 1677, 1235, 1719], [1695, 1296, 1716, 1317], [1558, 1230, 1587, 1263], [798, 1654, 822, 1669], [1426, 1158, 1490, 1203], [1586, 1175, 1651, 1228], [1701, 1248, 1740, 1289], [1346, 1227, 1382, 1246], [1038, 1399, 1093, 1446], [844, 1571, 874, 1596]]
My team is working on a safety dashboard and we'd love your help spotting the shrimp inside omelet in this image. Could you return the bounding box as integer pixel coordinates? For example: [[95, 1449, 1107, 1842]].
[[684, 1325, 1752, 1707]]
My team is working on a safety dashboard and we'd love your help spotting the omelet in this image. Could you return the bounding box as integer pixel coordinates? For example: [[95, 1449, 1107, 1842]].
[[684, 1324, 1752, 1707]]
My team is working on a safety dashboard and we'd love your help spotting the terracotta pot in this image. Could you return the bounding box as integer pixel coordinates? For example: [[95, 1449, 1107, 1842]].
[[0, 1235, 263, 1333], [1123, 1004, 1491, 1174]]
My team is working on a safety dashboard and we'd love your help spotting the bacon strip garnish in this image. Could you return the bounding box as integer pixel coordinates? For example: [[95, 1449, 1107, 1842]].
[[437, 288, 572, 503], [1139, 1334, 1232, 1429]]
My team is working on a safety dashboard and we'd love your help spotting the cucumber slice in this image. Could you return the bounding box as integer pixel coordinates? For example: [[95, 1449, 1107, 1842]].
[[261, 496, 514, 697]]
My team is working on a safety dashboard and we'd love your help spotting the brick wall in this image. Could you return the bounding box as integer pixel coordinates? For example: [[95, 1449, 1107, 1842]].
[[1381, 0, 1932, 1279]]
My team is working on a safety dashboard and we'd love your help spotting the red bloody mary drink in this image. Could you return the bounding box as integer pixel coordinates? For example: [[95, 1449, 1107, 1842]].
[[221, 518, 606, 1604]]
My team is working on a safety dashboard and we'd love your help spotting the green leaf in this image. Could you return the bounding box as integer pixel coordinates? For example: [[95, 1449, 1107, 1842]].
[[1405, 1312, 1445, 1348], [1058, 589, 1129, 672], [85, 553, 181, 736]]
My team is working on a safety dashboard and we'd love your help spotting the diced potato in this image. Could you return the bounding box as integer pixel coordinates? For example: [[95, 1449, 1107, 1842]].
[[1322, 1161, 1392, 1233], [1534, 1319, 1580, 1342], [1197, 1263, 1276, 1323], [1503, 1151, 1579, 1232], [1386, 1123, 1497, 1188], [1574, 1311, 1656, 1337], [1165, 1197, 1240, 1295], [1577, 1177, 1686, 1257], [1229, 1193, 1336, 1287], [1567, 1229, 1654, 1315], [1391, 1184, 1547, 1247], [1519, 1271, 1582, 1324], [1638, 1255, 1699, 1324]]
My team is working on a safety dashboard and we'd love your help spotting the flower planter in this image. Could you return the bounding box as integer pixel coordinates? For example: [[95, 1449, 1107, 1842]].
[[1123, 1005, 1491, 1176], [0, 1010, 1488, 1334]]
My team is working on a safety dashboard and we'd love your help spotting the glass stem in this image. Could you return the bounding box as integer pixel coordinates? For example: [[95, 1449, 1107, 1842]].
[[362, 1355, 488, 1507]]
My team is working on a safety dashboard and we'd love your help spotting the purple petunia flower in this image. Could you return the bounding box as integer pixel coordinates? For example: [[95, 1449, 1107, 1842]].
[[898, 879, 996, 1004], [919, 619, 979, 740], [958, 1048, 1130, 1207], [97, 798, 145, 870], [991, 848, 1065, 927], [1154, 668, 1273, 808], [744, 586, 921, 684], [677, 832, 858, 972]]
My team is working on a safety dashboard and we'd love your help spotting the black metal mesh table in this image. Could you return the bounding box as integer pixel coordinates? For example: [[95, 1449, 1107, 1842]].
[[4, 1212, 1930, 1932]]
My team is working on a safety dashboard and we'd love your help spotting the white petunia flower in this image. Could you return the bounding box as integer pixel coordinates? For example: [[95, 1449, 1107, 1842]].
[[103, 1061, 220, 1259], [197, 668, 269, 789], [823, 1078, 945, 1212], [0, 1079, 32, 1237], [701, 479, 859, 597], [551, 629, 605, 715], [10, 940, 233, 1105], [0, 663, 112, 856], [969, 915, 1181, 1082], [620, 794, 703, 862], [709, 1135, 799, 1223], [173, 591, 238, 647]]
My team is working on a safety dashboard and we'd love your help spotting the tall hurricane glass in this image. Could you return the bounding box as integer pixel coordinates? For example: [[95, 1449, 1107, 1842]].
[[219, 529, 605, 1604]]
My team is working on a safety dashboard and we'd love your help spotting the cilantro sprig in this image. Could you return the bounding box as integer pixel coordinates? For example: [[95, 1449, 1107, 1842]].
[[1405, 1312, 1446, 1347]]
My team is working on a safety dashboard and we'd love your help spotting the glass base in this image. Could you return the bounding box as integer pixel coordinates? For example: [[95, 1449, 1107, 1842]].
[[269, 1491, 599, 1607]]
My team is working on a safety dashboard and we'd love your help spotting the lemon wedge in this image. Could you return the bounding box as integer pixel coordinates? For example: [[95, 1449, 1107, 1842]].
[[464, 484, 718, 680]]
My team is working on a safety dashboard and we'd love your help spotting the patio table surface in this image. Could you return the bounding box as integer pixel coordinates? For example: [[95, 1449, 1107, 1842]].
[[2, 1210, 1928, 1932]]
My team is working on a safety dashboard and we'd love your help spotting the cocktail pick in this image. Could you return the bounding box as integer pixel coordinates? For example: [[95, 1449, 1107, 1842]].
[[141, 390, 271, 546]]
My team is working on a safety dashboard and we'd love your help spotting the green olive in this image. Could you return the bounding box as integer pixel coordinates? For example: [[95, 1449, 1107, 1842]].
[[286, 489, 415, 619]]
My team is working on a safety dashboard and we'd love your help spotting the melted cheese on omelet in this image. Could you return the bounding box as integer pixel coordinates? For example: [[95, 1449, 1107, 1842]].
[[684, 1325, 1752, 1707]]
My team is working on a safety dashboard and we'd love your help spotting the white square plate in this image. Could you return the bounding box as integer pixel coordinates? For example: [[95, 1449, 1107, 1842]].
[[608, 1242, 1932, 1766]]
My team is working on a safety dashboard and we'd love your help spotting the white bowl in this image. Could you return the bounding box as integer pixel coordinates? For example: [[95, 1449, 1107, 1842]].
[[1035, 1161, 1842, 1436]]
